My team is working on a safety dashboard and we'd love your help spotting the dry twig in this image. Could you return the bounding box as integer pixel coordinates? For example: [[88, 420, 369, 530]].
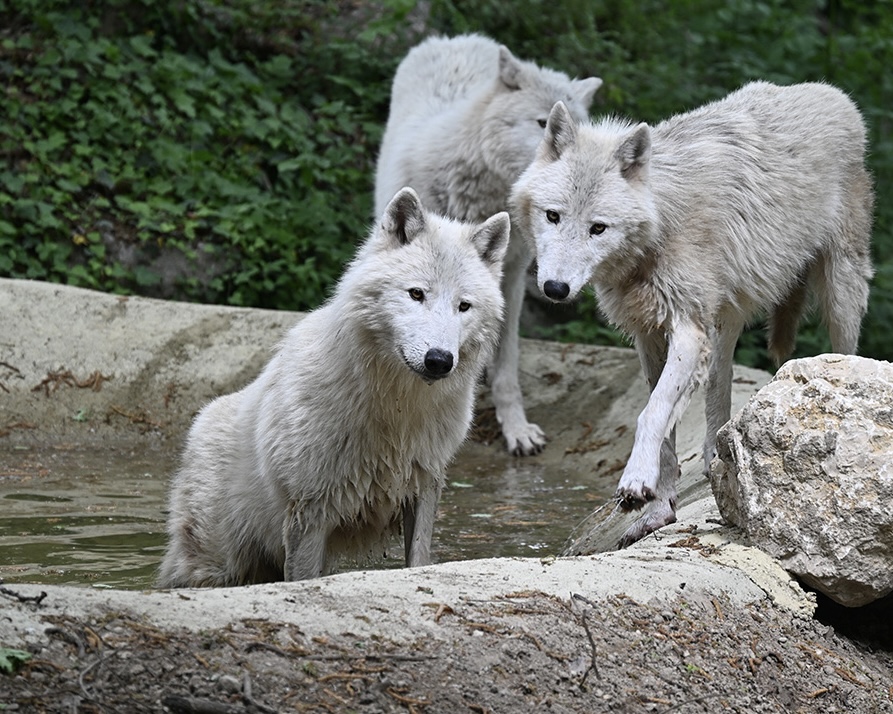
[[0, 582, 47, 606], [571, 593, 601, 686]]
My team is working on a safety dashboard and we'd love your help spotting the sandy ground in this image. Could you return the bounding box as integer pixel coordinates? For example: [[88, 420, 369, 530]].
[[0, 278, 891, 712]]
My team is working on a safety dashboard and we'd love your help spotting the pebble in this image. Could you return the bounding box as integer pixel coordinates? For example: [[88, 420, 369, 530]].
[[217, 674, 242, 694]]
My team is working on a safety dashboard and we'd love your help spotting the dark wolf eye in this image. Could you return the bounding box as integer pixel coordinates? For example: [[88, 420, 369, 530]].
[[537, 119, 547, 129], [458, 301, 471, 312], [545, 210, 560, 224], [408, 288, 424, 302], [589, 223, 607, 235]]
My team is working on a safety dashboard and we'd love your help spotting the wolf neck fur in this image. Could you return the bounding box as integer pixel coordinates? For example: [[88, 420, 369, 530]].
[[428, 92, 519, 221]]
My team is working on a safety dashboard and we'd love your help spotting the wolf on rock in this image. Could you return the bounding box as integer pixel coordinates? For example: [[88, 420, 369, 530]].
[[512, 81, 874, 546]]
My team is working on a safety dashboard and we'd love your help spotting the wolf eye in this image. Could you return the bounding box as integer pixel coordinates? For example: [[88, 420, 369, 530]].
[[458, 301, 471, 312], [408, 288, 424, 302], [589, 223, 607, 235], [545, 210, 560, 224], [537, 119, 547, 129]]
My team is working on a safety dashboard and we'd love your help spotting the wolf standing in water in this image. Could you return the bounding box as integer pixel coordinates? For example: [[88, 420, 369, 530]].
[[511, 81, 874, 546], [158, 188, 509, 586], [376, 34, 602, 456]]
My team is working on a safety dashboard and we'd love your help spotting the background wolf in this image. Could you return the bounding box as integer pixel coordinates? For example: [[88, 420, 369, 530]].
[[375, 33, 601, 455], [158, 188, 509, 586], [511, 81, 874, 546]]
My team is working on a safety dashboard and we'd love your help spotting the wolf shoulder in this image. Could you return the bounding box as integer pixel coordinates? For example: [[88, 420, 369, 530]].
[[387, 34, 502, 121], [742, 80, 865, 134]]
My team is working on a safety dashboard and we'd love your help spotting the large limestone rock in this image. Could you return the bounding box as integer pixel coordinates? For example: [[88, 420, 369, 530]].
[[710, 354, 893, 607]]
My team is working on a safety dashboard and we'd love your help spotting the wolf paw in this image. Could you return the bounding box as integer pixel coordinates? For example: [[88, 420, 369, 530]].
[[504, 422, 547, 457], [614, 483, 656, 511], [617, 500, 677, 548]]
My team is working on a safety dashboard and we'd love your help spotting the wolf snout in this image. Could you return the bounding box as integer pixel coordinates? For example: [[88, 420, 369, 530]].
[[423, 348, 454, 380], [542, 279, 571, 301]]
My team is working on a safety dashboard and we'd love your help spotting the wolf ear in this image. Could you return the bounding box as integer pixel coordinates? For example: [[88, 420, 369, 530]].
[[382, 187, 427, 247], [540, 101, 577, 162], [574, 76, 603, 110], [498, 45, 524, 90], [615, 123, 651, 180], [470, 212, 510, 273]]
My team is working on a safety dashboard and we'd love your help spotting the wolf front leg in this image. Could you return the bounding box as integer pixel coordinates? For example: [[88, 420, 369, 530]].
[[616, 319, 708, 513], [403, 476, 443, 568], [283, 503, 328, 581], [490, 235, 546, 456]]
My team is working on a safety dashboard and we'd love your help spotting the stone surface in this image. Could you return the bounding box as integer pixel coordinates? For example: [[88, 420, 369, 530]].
[[0, 278, 296, 441], [711, 354, 893, 607]]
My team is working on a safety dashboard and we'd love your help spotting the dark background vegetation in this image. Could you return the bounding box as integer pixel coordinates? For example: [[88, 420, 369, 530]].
[[2, 0, 891, 369]]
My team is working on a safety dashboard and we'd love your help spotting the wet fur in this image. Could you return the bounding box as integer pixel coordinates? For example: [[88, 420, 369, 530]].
[[158, 188, 509, 586]]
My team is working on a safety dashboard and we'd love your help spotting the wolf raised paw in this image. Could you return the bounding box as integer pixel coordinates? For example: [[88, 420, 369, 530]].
[[615, 464, 660, 511]]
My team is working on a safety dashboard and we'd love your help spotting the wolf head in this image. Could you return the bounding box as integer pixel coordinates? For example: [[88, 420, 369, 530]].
[[346, 188, 509, 384], [478, 47, 602, 183], [510, 101, 659, 303]]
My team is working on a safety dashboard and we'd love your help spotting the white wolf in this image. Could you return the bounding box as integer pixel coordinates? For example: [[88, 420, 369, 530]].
[[375, 33, 602, 455], [157, 188, 509, 586], [511, 81, 874, 546]]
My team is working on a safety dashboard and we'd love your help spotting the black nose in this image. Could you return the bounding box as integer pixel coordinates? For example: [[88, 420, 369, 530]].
[[424, 348, 454, 377], [543, 280, 570, 301]]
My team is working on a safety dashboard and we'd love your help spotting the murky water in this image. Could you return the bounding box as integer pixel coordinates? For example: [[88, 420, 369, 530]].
[[0, 442, 610, 590], [0, 445, 169, 589]]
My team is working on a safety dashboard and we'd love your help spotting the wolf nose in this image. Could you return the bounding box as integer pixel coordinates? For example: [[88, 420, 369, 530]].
[[424, 348, 454, 377], [543, 280, 570, 301]]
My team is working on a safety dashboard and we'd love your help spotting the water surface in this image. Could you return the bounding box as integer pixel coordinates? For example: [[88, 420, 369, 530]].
[[0, 442, 609, 589]]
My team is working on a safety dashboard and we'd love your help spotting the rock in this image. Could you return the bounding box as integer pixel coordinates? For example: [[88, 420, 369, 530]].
[[0, 278, 297, 442], [710, 354, 893, 607]]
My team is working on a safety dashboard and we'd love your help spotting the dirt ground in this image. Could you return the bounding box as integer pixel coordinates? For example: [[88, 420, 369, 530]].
[[2, 583, 892, 714]]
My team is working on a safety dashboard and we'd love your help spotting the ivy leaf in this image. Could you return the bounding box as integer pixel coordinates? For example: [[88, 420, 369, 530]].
[[0, 648, 32, 675]]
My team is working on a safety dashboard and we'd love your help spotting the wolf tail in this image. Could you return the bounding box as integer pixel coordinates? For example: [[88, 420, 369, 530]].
[[766, 276, 809, 366]]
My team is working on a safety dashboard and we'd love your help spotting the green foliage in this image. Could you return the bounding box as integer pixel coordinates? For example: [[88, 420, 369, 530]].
[[2, 0, 892, 364], [0, 0, 413, 309], [526, 289, 630, 349]]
